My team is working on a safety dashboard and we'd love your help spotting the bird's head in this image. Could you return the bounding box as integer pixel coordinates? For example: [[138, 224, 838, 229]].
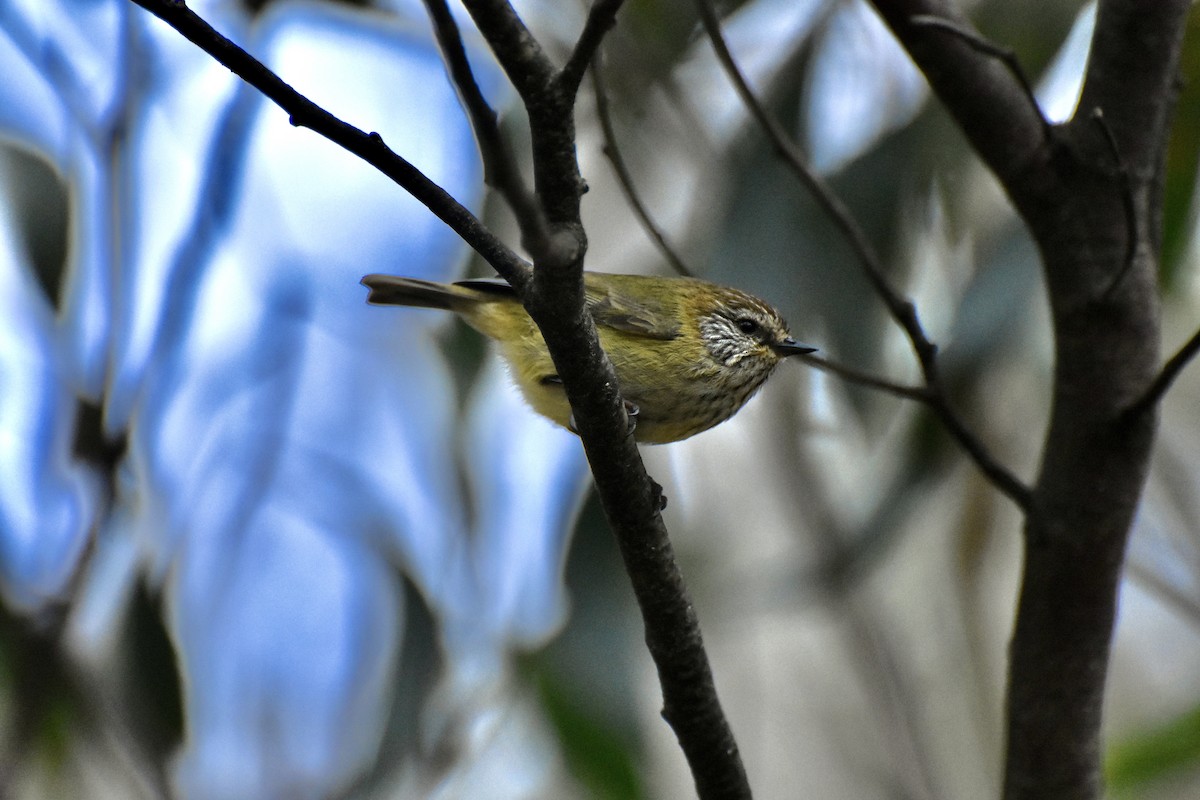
[[694, 288, 815, 376]]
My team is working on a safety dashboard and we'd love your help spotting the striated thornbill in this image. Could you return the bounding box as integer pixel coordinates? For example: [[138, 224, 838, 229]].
[[361, 271, 814, 444]]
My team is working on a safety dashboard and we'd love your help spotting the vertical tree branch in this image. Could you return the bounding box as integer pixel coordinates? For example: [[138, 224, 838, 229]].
[[560, 0, 626, 96], [459, 0, 584, 225], [869, 2, 1190, 799], [457, 3, 752, 796], [420, 0, 549, 247], [867, 0, 1050, 201]]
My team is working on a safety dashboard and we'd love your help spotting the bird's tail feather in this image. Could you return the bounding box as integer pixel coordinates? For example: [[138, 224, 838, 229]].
[[361, 274, 473, 310]]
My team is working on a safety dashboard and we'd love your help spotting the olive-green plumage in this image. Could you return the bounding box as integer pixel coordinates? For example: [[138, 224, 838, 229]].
[[361, 272, 814, 444]]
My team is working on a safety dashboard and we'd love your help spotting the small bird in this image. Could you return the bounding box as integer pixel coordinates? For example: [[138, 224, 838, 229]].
[[361, 272, 814, 444]]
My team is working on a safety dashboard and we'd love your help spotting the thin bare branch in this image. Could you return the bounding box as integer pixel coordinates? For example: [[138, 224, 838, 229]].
[[559, 0, 625, 98], [802, 354, 928, 401], [128, 0, 531, 291], [592, 29, 1020, 508], [875, 3, 1191, 799], [693, 0, 1031, 510], [460, 1, 587, 226], [869, 1, 1050, 201], [1124, 323, 1200, 419], [421, 0, 548, 245], [591, 36, 1017, 506], [591, 57, 694, 278]]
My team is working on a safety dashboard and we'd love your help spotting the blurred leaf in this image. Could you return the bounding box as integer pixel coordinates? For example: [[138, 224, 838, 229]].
[[0, 605, 79, 774], [622, 0, 707, 73], [0, 147, 66, 307], [520, 495, 644, 800], [1107, 703, 1200, 795], [122, 585, 183, 763], [535, 668, 645, 800]]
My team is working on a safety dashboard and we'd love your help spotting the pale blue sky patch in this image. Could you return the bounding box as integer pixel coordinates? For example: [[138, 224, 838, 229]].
[[102, 14, 246, 434], [459, 358, 590, 650], [170, 507, 401, 800], [0, 0, 127, 153], [1035, 1, 1095, 125]]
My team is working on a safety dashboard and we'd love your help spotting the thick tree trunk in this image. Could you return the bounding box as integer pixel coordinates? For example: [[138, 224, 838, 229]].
[[869, 1, 1190, 797]]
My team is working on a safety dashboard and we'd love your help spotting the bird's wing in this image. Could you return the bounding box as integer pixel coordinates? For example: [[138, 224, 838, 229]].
[[457, 276, 682, 340], [586, 282, 681, 340]]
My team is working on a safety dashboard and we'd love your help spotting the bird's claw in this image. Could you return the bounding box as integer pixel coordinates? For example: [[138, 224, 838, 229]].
[[566, 399, 639, 438]]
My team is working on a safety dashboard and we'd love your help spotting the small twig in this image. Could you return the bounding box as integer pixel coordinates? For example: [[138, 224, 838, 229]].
[[802, 354, 928, 401], [693, 0, 1031, 510], [460, 0, 591, 231], [1123, 323, 1200, 419], [421, 0, 548, 244], [128, 0, 532, 291], [1091, 107, 1140, 299], [909, 14, 1052, 143], [588, 20, 1020, 510], [559, 0, 625, 98], [591, 56, 695, 278]]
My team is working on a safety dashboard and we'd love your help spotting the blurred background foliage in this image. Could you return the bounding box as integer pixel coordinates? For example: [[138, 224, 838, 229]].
[[2, 0, 1200, 798]]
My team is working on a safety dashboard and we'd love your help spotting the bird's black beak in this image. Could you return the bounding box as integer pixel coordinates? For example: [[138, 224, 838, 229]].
[[772, 337, 818, 357]]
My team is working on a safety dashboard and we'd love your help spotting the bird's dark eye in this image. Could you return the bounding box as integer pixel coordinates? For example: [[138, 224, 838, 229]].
[[735, 317, 759, 335]]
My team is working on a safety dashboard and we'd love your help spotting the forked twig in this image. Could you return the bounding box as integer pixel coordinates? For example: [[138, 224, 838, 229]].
[[450, 5, 752, 797], [460, 0, 558, 105], [692, 0, 932, 360], [560, 0, 626, 97], [805, 356, 1029, 503], [693, 0, 1032, 511], [421, 0, 548, 244], [909, 14, 1052, 142]]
